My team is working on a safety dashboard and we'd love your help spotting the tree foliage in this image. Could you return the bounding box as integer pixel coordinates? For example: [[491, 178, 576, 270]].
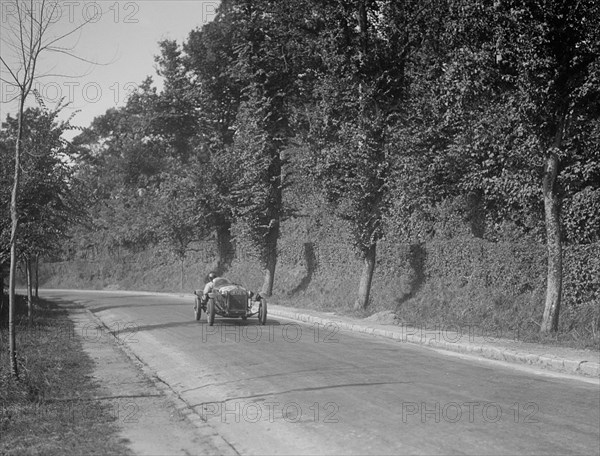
[[53, 0, 600, 332], [1, 105, 83, 260]]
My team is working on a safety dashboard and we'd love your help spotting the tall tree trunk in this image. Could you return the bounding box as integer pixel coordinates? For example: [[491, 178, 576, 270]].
[[34, 255, 39, 299], [9, 243, 18, 377], [26, 258, 33, 322], [262, 261, 276, 297], [260, 146, 283, 297], [180, 257, 185, 291], [216, 217, 234, 275], [261, 231, 278, 297], [541, 151, 562, 333], [355, 243, 376, 311], [9, 99, 25, 378]]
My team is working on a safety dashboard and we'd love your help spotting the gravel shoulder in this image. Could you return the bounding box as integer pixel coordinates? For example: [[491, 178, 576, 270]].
[[69, 304, 237, 456]]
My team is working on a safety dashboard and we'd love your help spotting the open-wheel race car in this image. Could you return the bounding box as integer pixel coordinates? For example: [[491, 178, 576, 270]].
[[193, 278, 267, 326]]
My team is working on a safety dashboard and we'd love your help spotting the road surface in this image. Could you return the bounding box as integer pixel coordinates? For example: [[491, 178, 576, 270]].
[[42, 290, 600, 455]]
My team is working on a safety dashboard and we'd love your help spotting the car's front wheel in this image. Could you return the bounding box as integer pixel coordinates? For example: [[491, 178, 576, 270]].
[[194, 297, 202, 321], [258, 299, 267, 325], [207, 298, 216, 326]]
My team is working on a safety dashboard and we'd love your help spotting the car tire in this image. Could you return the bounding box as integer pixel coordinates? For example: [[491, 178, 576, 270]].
[[258, 300, 267, 325], [194, 297, 202, 321], [207, 298, 216, 326]]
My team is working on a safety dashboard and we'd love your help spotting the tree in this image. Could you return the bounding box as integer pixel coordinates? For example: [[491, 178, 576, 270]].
[[148, 174, 207, 291], [71, 75, 218, 287], [303, 0, 430, 309], [209, 0, 307, 295], [0, 140, 11, 318], [498, 0, 600, 332], [4, 103, 83, 316], [164, 27, 242, 273], [0, 0, 94, 377], [391, 0, 600, 332], [153, 40, 200, 164]]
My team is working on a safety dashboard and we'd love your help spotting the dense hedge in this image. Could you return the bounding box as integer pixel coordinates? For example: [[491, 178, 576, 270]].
[[38, 226, 599, 347]]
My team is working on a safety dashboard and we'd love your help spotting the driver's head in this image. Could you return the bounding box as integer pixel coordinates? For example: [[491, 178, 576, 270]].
[[207, 272, 217, 282]]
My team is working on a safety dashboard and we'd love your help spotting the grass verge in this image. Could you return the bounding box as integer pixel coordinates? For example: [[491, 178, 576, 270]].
[[0, 294, 132, 456], [39, 247, 600, 351], [274, 288, 600, 351]]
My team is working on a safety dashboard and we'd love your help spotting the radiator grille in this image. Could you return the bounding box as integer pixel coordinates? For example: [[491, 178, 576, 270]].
[[228, 293, 247, 312]]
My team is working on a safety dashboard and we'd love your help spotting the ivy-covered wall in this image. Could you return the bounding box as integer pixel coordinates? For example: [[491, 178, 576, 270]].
[[38, 224, 599, 346]]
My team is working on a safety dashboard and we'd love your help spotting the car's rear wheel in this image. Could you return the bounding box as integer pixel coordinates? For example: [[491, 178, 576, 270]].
[[194, 297, 202, 321], [258, 300, 267, 325], [207, 298, 216, 326]]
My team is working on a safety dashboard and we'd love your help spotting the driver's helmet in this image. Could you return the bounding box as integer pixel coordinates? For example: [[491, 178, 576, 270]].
[[207, 272, 217, 282]]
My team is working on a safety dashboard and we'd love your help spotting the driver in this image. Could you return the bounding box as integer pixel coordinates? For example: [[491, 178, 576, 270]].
[[203, 272, 218, 297], [200, 272, 230, 304]]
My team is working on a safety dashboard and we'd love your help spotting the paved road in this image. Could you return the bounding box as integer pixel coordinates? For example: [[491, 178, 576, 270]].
[[43, 290, 600, 455]]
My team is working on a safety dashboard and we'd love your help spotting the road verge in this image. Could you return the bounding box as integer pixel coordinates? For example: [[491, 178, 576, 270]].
[[267, 305, 600, 379]]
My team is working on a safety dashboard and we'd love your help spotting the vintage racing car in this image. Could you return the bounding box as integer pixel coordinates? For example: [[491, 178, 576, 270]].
[[193, 278, 267, 326]]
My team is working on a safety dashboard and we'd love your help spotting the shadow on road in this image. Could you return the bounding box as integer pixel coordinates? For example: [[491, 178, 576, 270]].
[[89, 302, 178, 313], [118, 317, 284, 335]]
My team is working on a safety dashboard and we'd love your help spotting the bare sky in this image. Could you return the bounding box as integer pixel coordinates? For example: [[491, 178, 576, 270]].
[[0, 0, 219, 129]]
